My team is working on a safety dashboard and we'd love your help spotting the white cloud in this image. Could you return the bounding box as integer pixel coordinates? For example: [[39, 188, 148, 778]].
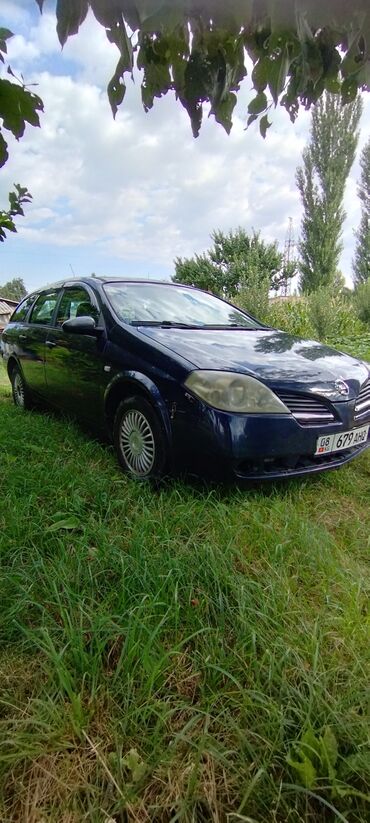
[[6, 33, 39, 62]]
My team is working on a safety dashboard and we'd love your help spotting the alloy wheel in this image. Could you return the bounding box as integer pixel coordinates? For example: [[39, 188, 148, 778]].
[[13, 372, 25, 407], [119, 409, 156, 476]]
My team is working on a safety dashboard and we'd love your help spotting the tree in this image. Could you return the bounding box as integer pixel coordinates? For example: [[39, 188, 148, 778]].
[[0, 28, 43, 239], [296, 93, 362, 294], [174, 229, 291, 298], [0, 277, 27, 301], [36, 0, 370, 138], [353, 139, 370, 285]]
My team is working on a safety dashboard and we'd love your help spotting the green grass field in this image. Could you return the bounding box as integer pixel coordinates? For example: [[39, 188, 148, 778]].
[[0, 354, 369, 822]]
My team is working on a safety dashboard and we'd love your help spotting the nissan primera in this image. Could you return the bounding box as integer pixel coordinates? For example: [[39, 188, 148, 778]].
[[1, 277, 369, 480]]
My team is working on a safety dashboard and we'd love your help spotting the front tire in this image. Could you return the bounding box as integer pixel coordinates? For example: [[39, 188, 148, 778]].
[[113, 396, 167, 480], [10, 366, 33, 410]]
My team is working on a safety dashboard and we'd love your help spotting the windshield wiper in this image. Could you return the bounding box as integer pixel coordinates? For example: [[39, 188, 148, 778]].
[[131, 320, 203, 328], [130, 321, 270, 330]]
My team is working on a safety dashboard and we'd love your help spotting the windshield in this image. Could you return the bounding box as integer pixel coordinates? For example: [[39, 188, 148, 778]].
[[103, 283, 264, 329]]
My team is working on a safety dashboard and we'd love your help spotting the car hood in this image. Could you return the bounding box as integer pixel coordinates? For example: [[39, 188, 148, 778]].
[[139, 326, 368, 400]]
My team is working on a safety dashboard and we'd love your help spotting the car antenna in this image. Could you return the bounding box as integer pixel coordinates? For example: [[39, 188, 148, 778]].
[[69, 263, 76, 278]]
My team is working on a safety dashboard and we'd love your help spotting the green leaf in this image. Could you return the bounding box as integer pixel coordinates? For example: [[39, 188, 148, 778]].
[[137, 34, 172, 111], [296, 11, 314, 43], [106, 18, 133, 74], [0, 79, 43, 138], [341, 77, 359, 104], [107, 76, 126, 117], [0, 28, 13, 40], [0, 131, 9, 168], [248, 91, 267, 115], [356, 61, 370, 89], [300, 728, 322, 763], [251, 57, 269, 93], [107, 57, 127, 118], [0, 28, 13, 57], [56, 0, 88, 48], [121, 748, 146, 783], [321, 726, 338, 770], [259, 113, 271, 138], [324, 77, 341, 94], [213, 92, 237, 134], [105, 18, 133, 118], [267, 50, 290, 105], [286, 753, 317, 789], [246, 112, 258, 128], [46, 515, 81, 532]]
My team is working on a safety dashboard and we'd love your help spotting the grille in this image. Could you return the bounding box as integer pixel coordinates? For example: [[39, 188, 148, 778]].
[[276, 391, 335, 426], [354, 380, 370, 423]]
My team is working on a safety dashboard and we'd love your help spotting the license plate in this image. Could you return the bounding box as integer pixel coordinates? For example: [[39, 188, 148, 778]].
[[315, 425, 369, 455]]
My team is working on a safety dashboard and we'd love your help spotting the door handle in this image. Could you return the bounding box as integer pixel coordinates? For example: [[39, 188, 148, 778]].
[[19, 334, 27, 341], [45, 340, 56, 348]]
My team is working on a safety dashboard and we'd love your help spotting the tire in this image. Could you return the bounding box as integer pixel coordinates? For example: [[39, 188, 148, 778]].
[[113, 395, 168, 480], [10, 365, 33, 410]]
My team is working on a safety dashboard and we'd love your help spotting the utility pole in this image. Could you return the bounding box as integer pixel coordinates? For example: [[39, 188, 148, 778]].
[[282, 218, 295, 296]]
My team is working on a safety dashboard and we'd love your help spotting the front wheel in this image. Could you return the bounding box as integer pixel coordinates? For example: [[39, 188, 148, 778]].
[[10, 365, 33, 410], [113, 396, 168, 480]]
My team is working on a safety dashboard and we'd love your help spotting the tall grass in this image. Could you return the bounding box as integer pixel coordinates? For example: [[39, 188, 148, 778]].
[[0, 357, 369, 822]]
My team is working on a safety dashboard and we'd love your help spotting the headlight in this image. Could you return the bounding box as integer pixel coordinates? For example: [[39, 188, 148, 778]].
[[185, 371, 290, 414]]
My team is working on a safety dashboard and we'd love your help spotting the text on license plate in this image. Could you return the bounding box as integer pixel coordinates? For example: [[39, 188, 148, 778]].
[[315, 425, 369, 455]]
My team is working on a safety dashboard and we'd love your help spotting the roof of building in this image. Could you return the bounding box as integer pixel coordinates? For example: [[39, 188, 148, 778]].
[[0, 297, 19, 309], [0, 300, 15, 315]]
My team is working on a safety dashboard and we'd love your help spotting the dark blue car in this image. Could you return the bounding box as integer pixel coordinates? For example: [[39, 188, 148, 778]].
[[1, 276, 370, 480]]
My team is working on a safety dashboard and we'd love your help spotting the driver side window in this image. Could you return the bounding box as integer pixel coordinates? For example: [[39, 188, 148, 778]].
[[56, 287, 99, 327]]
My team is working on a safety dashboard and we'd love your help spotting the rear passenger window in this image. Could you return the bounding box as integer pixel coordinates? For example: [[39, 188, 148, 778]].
[[29, 291, 59, 325], [10, 295, 35, 322]]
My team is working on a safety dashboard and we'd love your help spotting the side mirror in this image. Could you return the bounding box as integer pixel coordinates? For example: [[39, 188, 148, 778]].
[[62, 316, 98, 335]]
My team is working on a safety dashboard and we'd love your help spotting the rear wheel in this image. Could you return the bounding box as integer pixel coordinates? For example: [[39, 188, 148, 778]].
[[113, 396, 167, 480], [10, 366, 33, 410]]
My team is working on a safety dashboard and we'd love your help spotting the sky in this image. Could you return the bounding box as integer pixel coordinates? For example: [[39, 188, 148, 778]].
[[1, 0, 370, 295]]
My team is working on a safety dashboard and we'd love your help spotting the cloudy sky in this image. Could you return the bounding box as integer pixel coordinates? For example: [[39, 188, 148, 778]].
[[1, 0, 369, 294]]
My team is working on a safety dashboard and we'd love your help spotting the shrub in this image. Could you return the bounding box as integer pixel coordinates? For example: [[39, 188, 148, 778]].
[[308, 287, 364, 339], [265, 290, 365, 342], [236, 268, 270, 322], [326, 333, 370, 361], [267, 296, 314, 337], [353, 279, 370, 326]]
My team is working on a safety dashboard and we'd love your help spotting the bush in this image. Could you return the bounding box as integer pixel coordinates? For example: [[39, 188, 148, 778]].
[[267, 296, 314, 337], [236, 270, 270, 322], [308, 287, 364, 339], [326, 332, 370, 361], [266, 290, 364, 341], [353, 280, 370, 326]]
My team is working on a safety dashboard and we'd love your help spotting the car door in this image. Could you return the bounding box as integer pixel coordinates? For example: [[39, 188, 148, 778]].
[[19, 289, 60, 397], [44, 284, 106, 421]]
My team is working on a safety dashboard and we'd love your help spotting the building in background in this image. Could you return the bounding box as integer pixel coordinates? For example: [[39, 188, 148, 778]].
[[0, 299, 18, 335]]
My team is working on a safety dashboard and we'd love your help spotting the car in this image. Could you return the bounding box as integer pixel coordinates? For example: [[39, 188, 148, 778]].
[[1, 276, 370, 481]]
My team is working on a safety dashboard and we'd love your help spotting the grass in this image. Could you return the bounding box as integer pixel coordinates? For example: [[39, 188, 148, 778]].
[[0, 347, 369, 823]]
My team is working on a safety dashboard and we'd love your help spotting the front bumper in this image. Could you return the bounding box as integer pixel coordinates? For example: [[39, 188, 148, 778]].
[[233, 440, 370, 480], [172, 396, 370, 480]]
